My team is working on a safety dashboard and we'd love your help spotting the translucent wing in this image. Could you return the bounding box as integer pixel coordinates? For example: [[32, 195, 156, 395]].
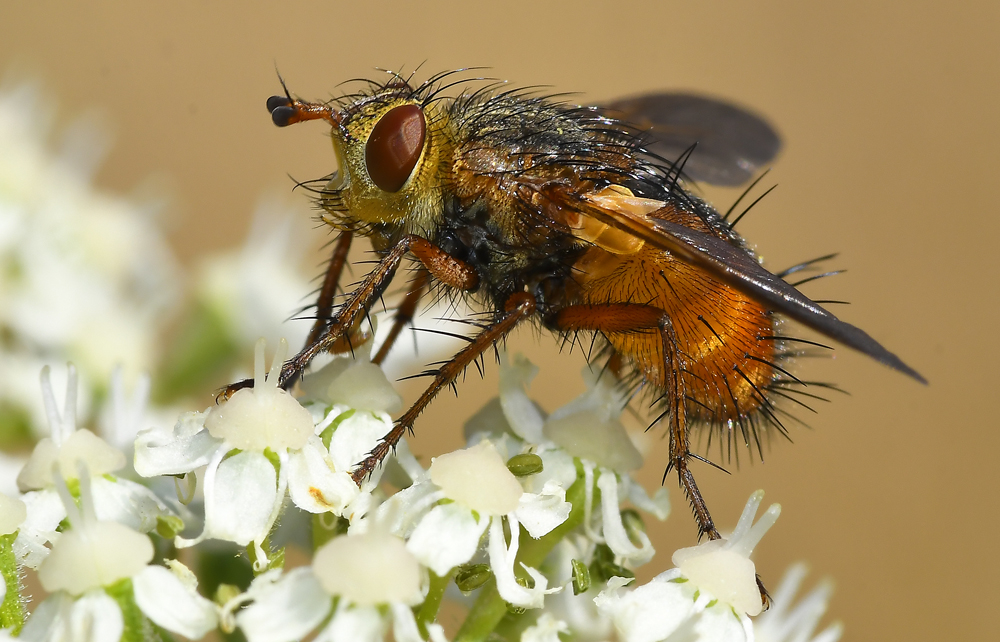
[[600, 93, 781, 187], [533, 181, 926, 384]]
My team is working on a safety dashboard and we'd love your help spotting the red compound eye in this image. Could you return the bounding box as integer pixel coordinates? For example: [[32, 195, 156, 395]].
[[365, 104, 426, 192]]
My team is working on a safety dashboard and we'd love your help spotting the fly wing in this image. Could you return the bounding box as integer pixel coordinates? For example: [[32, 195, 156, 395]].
[[533, 181, 926, 384], [600, 93, 781, 187]]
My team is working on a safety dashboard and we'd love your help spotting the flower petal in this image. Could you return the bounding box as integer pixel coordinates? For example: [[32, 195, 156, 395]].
[[593, 575, 695, 642], [287, 439, 360, 515], [18, 592, 68, 642], [498, 354, 545, 443], [597, 470, 654, 566], [691, 605, 750, 642], [204, 451, 277, 546], [133, 564, 219, 639], [37, 521, 153, 595], [133, 411, 222, 477], [515, 480, 571, 539], [406, 503, 488, 576], [236, 568, 331, 642], [316, 604, 385, 642], [205, 343, 314, 453], [327, 411, 393, 487], [314, 531, 422, 607], [90, 476, 175, 533], [543, 413, 641, 473], [430, 440, 523, 516], [390, 602, 424, 642], [71, 590, 125, 642], [521, 613, 569, 642], [488, 516, 552, 609], [17, 430, 125, 491], [521, 447, 576, 495], [624, 478, 670, 521], [374, 480, 443, 538], [13, 489, 66, 568], [21, 590, 124, 642], [0, 493, 26, 535], [325, 361, 403, 415]]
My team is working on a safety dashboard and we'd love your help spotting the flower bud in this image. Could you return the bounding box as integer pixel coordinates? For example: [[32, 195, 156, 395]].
[[455, 564, 492, 592], [571, 559, 591, 595], [507, 452, 544, 477]]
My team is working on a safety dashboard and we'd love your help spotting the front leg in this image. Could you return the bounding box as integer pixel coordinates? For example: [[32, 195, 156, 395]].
[[219, 235, 478, 398], [352, 291, 537, 483]]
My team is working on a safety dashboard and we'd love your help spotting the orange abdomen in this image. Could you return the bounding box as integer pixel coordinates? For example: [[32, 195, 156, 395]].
[[574, 207, 777, 429]]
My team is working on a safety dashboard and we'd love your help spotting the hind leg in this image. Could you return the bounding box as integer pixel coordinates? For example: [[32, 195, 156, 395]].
[[550, 303, 720, 540]]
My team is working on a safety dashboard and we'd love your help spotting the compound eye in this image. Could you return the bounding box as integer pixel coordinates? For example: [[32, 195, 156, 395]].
[[365, 104, 426, 192]]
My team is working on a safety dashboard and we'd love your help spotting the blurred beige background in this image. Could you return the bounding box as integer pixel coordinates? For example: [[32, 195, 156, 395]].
[[2, 1, 996, 639]]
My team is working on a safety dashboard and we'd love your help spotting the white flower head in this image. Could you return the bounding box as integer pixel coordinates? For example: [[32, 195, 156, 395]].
[[235, 529, 434, 642], [672, 490, 780, 617], [22, 464, 217, 642], [480, 353, 669, 568], [171, 338, 313, 563], [595, 491, 781, 642], [393, 439, 569, 609], [204, 337, 314, 452], [159, 338, 397, 567], [299, 330, 402, 416], [0, 80, 178, 446], [16, 366, 124, 491], [14, 366, 176, 569]]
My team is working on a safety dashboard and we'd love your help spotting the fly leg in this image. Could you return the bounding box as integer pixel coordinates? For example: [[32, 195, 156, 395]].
[[352, 292, 537, 483], [372, 269, 428, 365], [305, 231, 374, 356], [549, 302, 720, 540], [219, 235, 476, 399], [305, 231, 353, 348]]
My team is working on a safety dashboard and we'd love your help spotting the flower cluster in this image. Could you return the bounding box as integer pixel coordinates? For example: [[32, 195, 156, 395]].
[[0, 78, 845, 642], [0, 80, 180, 466], [0, 343, 844, 642]]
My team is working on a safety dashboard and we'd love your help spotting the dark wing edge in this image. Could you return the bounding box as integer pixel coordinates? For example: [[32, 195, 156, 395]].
[[535, 183, 927, 384], [598, 93, 782, 187]]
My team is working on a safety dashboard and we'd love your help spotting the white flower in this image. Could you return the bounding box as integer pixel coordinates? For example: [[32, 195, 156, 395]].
[[672, 490, 780, 617], [0, 80, 179, 448], [383, 439, 569, 609], [141, 338, 397, 568], [19, 468, 217, 642], [594, 491, 781, 642], [482, 354, 669, 568], [13, 366, 176, 569], [234, 529, 442, 642], [754, 565, 842, 642], [521, 613, 569, 642]]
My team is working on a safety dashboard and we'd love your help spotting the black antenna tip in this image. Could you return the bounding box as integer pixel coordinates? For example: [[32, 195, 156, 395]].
[[266, 95, 291, 114], [270, 105, 296, 127]]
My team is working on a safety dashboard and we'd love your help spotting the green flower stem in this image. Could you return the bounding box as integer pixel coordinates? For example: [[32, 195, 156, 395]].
[[416, 570, 453, 638], [105, 578, 154, 642], [0, 532, 25, 634], [454, 473, 588, 642], [247, 534, 284, 575]]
